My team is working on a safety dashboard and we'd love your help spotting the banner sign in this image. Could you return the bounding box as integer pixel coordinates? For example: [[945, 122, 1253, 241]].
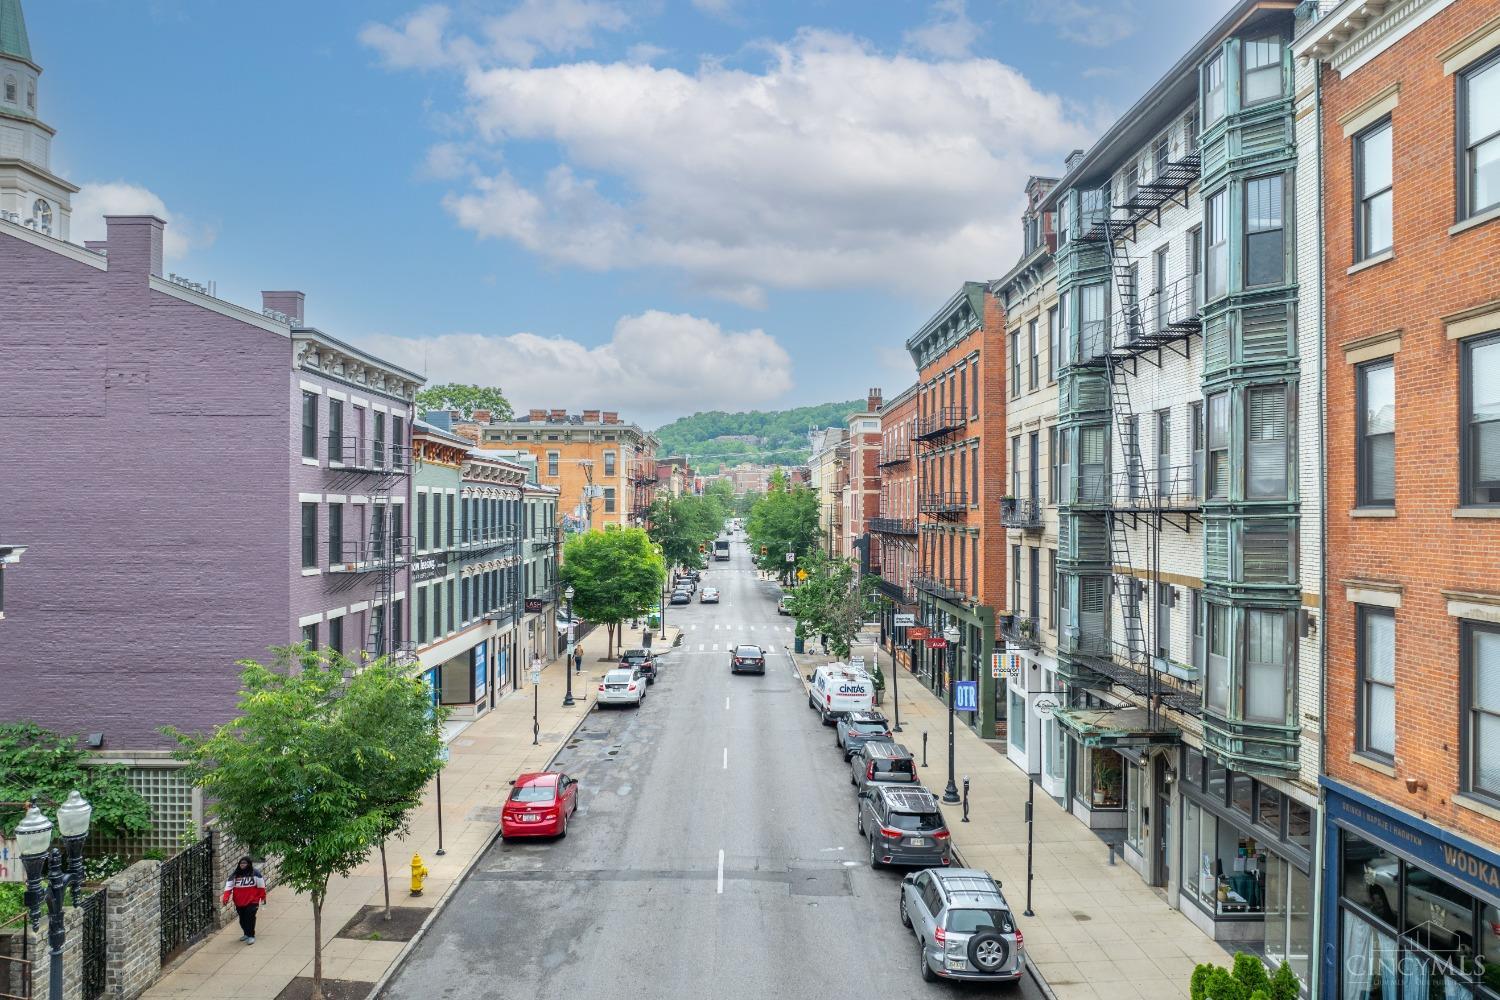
[[894, 613, 916, 628], [924, 637, 947, 649], [524, 598, 544, 613], [411, 552, 449, 583], [954, 681, 977, 713], [908, 626, 931, 640]]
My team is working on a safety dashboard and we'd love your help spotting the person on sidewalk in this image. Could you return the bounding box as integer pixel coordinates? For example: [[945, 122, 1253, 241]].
[[221, 856, 268, 944], [573, 645, 584, 674]]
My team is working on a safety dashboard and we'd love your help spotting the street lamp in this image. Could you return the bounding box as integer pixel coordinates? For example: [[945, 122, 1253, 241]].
[[563, 585, 577, 706], [18, 791, 93, 1000], [941, 623, 961, 804]]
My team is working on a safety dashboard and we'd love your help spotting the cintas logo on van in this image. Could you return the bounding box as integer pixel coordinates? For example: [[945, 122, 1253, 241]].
[[837, 683, 868, 695]]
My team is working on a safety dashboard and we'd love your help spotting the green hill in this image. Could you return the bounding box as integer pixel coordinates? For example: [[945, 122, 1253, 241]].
[[654, 400, 865, 473]]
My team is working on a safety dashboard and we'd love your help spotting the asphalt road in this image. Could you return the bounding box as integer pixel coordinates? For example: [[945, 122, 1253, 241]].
[[382, 537, 1043, 1000]]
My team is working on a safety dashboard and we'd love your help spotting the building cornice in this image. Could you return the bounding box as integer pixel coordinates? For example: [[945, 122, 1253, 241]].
[[0, 214, 102, 267], [292, 330, 423, 402], [905, 281, 988, 368], [1294, 0, 1456, 74]]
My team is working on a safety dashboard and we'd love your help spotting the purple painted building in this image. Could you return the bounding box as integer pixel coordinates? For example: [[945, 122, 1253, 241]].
[[0, 213, 421, 850]]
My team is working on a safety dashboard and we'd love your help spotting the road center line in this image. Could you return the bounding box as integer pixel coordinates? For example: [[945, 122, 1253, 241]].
[[724, 696, 729, 710], [722, 747, 728, 769], [717, 849, 725, 894]]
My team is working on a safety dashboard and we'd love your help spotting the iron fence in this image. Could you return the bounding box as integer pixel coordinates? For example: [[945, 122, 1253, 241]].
[[80, 888, 106, 1000], [159, 835, 215, 966]]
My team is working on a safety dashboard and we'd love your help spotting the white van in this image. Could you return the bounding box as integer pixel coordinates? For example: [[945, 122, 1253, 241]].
[[808, 664, 874, 724]]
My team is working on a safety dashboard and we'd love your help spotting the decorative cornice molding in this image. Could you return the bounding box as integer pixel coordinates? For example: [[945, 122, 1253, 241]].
[[1298, 0, 1457, 76]]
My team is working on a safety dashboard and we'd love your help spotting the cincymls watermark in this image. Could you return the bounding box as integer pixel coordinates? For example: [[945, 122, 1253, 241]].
[[1340, 919, 1488, 981]]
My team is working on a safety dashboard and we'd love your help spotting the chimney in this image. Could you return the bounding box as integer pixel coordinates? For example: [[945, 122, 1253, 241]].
[[261, 291, 306, 326], [582, 409, 600, 423], [602, 411, 619, 424], [83, 240, 107, 254], [104, 216, 165, 279], [549, 409, 568, 422], [1065, 148, 1086, 172], [472, 409, 491, 424], [867, 388, 882, 413], [528, 408, 547, 421]]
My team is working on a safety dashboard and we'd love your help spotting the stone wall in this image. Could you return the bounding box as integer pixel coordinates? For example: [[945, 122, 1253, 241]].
[[25, 901, 83, 1000], [103, 861, 161, 1000]]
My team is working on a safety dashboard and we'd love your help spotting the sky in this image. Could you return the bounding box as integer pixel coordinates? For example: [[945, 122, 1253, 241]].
[[31, 0, 1229, 427]]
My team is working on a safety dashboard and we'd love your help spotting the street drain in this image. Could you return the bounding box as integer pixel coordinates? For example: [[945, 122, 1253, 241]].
[[1072, 912, 1092, 921]]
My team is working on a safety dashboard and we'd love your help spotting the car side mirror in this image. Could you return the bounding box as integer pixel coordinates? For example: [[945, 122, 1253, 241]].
[[507, 779, 516, 786]]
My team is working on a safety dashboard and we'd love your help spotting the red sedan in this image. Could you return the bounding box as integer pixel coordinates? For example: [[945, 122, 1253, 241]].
[[499, 772, 580, 840]]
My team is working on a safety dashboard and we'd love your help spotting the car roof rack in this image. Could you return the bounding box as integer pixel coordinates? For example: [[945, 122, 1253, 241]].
[[880, 787, 940, 812]]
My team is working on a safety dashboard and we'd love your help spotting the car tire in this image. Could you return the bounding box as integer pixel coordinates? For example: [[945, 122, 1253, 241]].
[[918, 940, 936, 983], [869, 838, 881, 869], [967, 930, 1009, 975], [857, 813, 865, 837], [558, 819, 568, 839], [899, 891, 912, 928], [836, 731, 844, 748]]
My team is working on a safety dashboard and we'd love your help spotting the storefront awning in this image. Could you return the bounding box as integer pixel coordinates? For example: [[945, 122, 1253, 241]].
[[1053, 706, 1180, 749]]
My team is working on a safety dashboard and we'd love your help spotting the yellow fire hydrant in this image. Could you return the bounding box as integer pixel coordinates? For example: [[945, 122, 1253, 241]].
[[409, 853, 429, 897]]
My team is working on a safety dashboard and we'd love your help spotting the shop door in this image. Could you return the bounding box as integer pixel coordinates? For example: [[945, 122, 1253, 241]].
[[1154, 757, 1172, 887]]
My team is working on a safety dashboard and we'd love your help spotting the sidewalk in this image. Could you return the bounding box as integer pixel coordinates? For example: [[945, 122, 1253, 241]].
[[146, 625, 678, 1000], [794, 641, 1231, 1000]]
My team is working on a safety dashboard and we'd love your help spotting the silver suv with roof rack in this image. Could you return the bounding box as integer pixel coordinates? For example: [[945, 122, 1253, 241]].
[[857, 784, 951, 869], [900, 868, 1024, 984]]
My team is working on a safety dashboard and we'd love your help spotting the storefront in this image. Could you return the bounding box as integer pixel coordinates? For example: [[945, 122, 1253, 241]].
[[1323, 780, 1500, 1000], [431, 638, 492, 720], [1002, 648, 1067, 800], [915, 590, 998, 737], [1176, 748, 1313, 989], [1055, 699, 1172, 832]]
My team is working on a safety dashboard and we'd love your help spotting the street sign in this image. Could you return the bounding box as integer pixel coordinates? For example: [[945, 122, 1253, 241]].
[[923, 637, 947, 649], [908, 626, 931, 640], [849, 656, 865, 672], [1032, 695, 1060, 722], [894, 613, 916, 628], [795, 568, 808, 581], [954, 681, 977, 713], [994, 652, 1021, 681], [437, 745, 451, 763], [530, 668, 542, 685], [785, 551, 796, 563]]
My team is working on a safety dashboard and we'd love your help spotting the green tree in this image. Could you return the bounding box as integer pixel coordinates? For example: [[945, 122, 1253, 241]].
[[170, 648, 442, 1000], [745, 483, 820, 576], [647, 495, 721, 571], [786, 550, 878, 660], [0, 723, 152, 841], [415, 383, 514, 422], [561, 528, 666, 658]]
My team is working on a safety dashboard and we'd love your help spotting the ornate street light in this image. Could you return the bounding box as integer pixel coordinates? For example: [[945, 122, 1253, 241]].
[[19, 791, 93, 1000], [941, 624, 961, 804], [563, 585, 577, 707]]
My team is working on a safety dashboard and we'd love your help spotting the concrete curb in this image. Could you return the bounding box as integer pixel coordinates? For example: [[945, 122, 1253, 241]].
[[368, 694, 599, 999], [947, 843, 1058, 1000]]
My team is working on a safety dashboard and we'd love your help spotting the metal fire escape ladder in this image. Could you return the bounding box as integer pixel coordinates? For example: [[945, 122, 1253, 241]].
[[364, 444, 413, 666]]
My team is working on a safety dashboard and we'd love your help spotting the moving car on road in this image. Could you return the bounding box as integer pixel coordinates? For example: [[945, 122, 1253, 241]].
[[699, 587, 720, 604], [858, 785, 951, 869], [901, 869, 1025, 985], [836, 711, 891, 759], [597, 667, 648, 707], [809, 663, 874, 724], [730, 644, 766, 675], [713, 538, 730, 561], [850, 739, 918, 795], [500, 772, 580, 840], [619, 649, 658, 684]]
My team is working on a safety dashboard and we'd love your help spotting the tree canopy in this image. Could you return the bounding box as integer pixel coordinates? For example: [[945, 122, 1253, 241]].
[[0, 723, 152, 841], [647, 494, 724, 571], [745, 483, 821, 577], [560, 528, 667, 657], [653, 399, 863, 468], [416, 383, 514, 422], [785, 550, 879, 660]]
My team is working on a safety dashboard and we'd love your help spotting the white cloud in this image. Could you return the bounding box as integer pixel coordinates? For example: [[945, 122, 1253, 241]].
[[360, 1, 630, 70], [357, 310, 792, 423], [1026, 0, 1137, 48], [904, 0, 981, 60], [626, 42, 668, 64], [690, 0, 735, 16], [359, 4, 464, 70], [71, 181, 215, 261], [424, 29, 1086, 302]]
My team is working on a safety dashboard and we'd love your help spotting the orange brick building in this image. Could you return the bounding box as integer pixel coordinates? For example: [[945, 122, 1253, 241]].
[[1299, 1, 1500, 993], [873, 382, 920, 663], [904, 282, 1009, 736]]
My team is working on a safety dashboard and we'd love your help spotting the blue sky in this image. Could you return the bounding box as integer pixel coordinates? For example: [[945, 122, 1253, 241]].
[[33, 0, 1227, 425]]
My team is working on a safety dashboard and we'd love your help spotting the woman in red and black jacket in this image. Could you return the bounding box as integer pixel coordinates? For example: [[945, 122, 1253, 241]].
[[221, 856, 268, 944]]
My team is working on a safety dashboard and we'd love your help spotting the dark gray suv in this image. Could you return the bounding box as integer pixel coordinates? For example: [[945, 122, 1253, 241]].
[[835, 711, 890, 760], [900, 868, 1024, 984], [857, 785, 951, 869], [850, 740, 917, 795]]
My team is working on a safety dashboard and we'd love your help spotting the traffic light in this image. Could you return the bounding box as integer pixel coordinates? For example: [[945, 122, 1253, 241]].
[[698, 543, 706, 553], [760, 545, 768, 556]]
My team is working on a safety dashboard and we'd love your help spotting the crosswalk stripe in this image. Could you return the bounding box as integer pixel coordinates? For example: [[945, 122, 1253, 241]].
[[699, 644, 705, 651]]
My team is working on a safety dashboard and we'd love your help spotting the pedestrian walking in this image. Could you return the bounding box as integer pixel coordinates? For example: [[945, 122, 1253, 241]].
[[573, 644, 584, 674], [221, 856, 267, 944]]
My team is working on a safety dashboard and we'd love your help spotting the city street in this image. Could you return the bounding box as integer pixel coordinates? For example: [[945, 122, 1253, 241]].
[[382, 538, 1043, 1000]]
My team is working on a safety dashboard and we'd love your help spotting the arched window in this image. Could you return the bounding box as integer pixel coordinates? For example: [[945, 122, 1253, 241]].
[[3, 76, 15, 103], [32, 199, 51, 231]]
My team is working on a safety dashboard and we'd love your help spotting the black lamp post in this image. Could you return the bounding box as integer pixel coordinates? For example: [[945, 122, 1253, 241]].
[[562, 585, 577, 706], [941, 623, 961, 803], [17, 791, 93, 1000]]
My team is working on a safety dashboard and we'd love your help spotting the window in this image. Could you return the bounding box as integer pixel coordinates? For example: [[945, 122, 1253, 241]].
[[373, 412, 386, 466], [1246, 384, 1289, 500], [971, 358, 980, 414], [1010, 331, 1021, 396], [1191, 400, 1204, 498], [1459, 50, 1500, 220], [32, 199, 50, 231], [1191, 589, 1206, 674], [300, 503, 317, 569], [447, 494, 456, 548], [25, 80, 33, 111], [1080, 426, 1107, 504], [1048, 550, 1057, 630], [1206, 602, 1230, 714], [1048, 426, 1059, 502], [604, 488, 616, 513], [432, 494, 442, 549], [1245, 609, 1287, 724], [1242, 34, 1284, 105], [1207, 392, 1230, 499], [391, 505, 402, 557], [327, 503, 343, 564], [1028, 319, 1040, 390], [971, 443, 979, 500], [327, 399, 343, 463], [418, 588, 428, 643], [1012, 546, 1021, 612], [1245, 175, 1285, 287], [327, 616, 343, 654], [1028, 432, 1039, 507], [1189, 226, 1204, 310], [393, 416, 406, 468], [1029, 547, 1040, 623], [1203, 52, 1225, 125], [1011, 436, 1021, 499], [448, 580, 455, 633], [1205, 190, 1228, 300], [301, 623, 317, 649], [1357, 606, 1396, 761], [604, 451, 616, 476], [547, 450, 559, 477], [1156, 409, 1172, 498], [1464, 622, 1500, 800], [1153, 131, 1170, 180], [959, 366, 967, 413], [1354, 120, 1393, 260], [1462, 333, 1500, 505], [1357, 360, 1395, 506], [301, 391, 318, 459], [417, 493, 428, 549], [1047, 306, 1058, 382], [2, 75, 13, 103], [1079, 283, 1107, 362], [1154, 246, 1169, 333], [1155, 582, 1171, 659]]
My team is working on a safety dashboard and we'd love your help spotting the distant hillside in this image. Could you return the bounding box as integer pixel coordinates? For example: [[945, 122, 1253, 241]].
[[655, 400, 865, 473]]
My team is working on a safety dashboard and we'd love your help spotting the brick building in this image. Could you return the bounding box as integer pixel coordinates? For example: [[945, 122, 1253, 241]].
[[873, 382, 920, 662], [842, 390, 883, 570], [906, 282, 1009, 737], [1297, 1, 1500, 996]]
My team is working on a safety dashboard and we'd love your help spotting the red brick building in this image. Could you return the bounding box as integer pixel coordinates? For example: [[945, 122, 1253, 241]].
[[843, 389, 883, 571], [873, 382, 919, 660], [1299, 1, 1500, 992]]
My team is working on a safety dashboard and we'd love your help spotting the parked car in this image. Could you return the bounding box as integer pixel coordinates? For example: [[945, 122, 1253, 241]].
[[670, 590, 691, 605], [699, 587, 720, 604], [858, 785, 951, 869], [901, 869, 1025, 984], [836, 711, 891, 759], [809, 663, 874, 724], [500, 771, 580, 840], [688, 570, 702, 583], [730, 644, 766, 675], [777, 596, 793, 616], [619, 649, 657, 684], [597, 667, 648, 707], [850, 739, 918, 794], [1363, 857, 1500, 961]]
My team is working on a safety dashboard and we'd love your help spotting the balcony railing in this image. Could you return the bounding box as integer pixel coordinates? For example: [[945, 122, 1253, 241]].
[[999, 614, 1039, 651], [918, 492, 968, 518], [915, 406, 966, 441], [878, 445, 912, 467], [869, 516, 918, 536], [460, 527, 523, 555], [326, 435, 411, 475], [875, 577, 915, 606], [999, 497, 1044, 530], [329, 536, 411, 573], [1110, 464, 1202, 512], [1059, 632, 1202, 714], [913, 576, 968, 604]]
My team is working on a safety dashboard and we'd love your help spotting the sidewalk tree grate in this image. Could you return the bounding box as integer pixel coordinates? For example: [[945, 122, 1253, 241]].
[[335, 904, 431, 943], [273, 978, 378, 1000]]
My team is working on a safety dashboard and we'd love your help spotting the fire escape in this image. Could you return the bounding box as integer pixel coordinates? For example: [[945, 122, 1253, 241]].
[[628, 460, 658, 528], [913, 405, 968, 604], [327, 430, 414, 665], [872, 437, 918, 606], [1070, 144, 1203, 723]]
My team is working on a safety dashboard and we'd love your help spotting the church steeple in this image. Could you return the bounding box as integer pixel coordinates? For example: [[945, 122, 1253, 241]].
[[0, 0, 76, 239]]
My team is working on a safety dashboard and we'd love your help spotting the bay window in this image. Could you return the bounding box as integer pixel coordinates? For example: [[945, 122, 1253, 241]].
[[1241, 34, 1284, 106], [1244, 609, 1288, 724], [1206, 190, 1228, 301], [1246, 384, 1289, 500], [1245, 174, 1285, 288]]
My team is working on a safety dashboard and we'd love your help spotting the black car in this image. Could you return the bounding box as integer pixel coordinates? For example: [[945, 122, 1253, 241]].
[[620, 649, 657, 684], [730, 644, 766, 675]]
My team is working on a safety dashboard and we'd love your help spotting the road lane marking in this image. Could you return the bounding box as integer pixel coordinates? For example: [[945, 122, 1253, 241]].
[[699, 644, 705, 651], [717, 850, 725, 894], [725, 696, 730, 710], [722, 747, 728, 769], [714, 623, 720, 630]]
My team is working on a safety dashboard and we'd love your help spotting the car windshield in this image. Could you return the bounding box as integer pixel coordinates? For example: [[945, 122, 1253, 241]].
[[605, 670, 633, 683], [874, 758, 915, 776], [509, 784, 557, 804], [944, 907, 1014, 935], [623, 653, 648, 663], [887, 811, 944, 832], [734, 646, 761, 657], [852, 722, 888, 734]]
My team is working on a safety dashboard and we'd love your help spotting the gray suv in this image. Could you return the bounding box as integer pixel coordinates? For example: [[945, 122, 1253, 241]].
[[900, 869, 1024, 984], [835, 711, 890, 760], [850, 740, 917, 795], [857, 785, 951, 869]]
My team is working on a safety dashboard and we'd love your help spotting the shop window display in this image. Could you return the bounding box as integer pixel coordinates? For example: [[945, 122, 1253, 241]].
[[1183, 799, 1268, 915], [1127, 761, 1144, 852], [1074, 746, 1124, 809]]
